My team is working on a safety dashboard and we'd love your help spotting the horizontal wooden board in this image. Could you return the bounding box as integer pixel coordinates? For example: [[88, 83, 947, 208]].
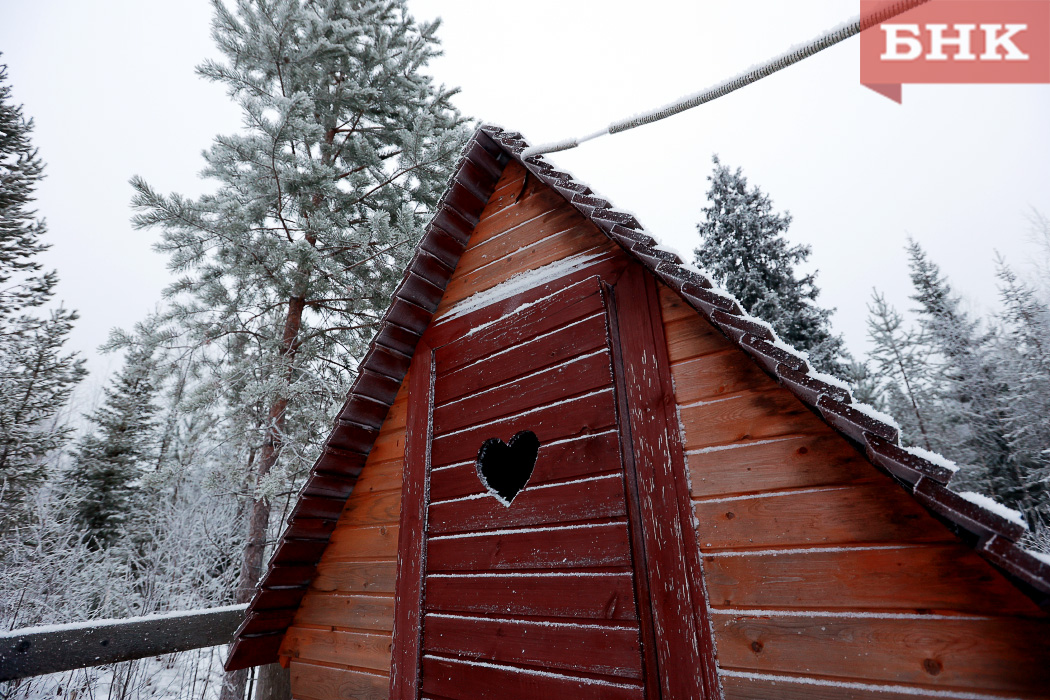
[[687, 434, 871, 498], [678, 390, 835, 450], [312, 561, 396, 594], [292, 594, 395, 632], [429, 474, 627, 535], [283, 627, 391, 672], [429, 431, 621, 502], [451, 181, 575, 253], [430, 270, 604, 356], [290, 661, 388, 700], [380, 396, 408, 432], [476, 173, 525, 215], [430, 389, 618, 467], [663, 314, 734, 362], [713, 613, 1050, 695], [671, 349, 780, 403], [326, 525, 399, 561], [421, 655, 644, 700], [437, 229, 615, 314], [337, 489, 401, 527], [483, 159, 526, 197], [427, 522, 632, 572], [350, 457, 403, 495], [658, 284, 699, 323], [423, 613, 642, 679], [461, 177, 562, 249], [368, 427, 407, 463], [720, 674, 945, 700], [705, 544, 1042, 614], [433, 277, 604, 373], [425, 572, 639, 620], [435, 313, 608, 405], [432, 350, 613, 434], [453, 205, 582, 280], [693, 483, 952, 550]]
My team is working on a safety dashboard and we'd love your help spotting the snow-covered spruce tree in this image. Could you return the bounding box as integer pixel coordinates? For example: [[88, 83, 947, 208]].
[[904, 240, 1038, 518], [842, 360, 882, 408], [992, 258, 1050, 529], [0, 58, 86, 532], [67, 344, 158, 549], [866, 290, 936, 451], [693, 155, 848, 375], [130, 2, 466, 694]]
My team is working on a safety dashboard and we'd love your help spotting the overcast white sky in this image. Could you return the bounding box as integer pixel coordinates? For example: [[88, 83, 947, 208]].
[[2, 0, 1049, 388]]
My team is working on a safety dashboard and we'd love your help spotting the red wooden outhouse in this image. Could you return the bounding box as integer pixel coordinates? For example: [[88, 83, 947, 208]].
[[225, 126, 1050, 699]]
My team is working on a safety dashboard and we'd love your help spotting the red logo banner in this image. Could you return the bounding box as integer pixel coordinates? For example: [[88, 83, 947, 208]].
[[860, 0, 1050, 102]]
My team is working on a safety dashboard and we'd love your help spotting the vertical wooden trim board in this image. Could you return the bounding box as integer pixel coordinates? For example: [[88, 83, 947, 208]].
[[389, 341, 433, 700], [607, 264, 720, 699], [604, 277, 664, 700]]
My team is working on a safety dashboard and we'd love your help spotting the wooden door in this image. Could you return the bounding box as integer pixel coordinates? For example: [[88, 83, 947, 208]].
[[390, 265, 717, 700]]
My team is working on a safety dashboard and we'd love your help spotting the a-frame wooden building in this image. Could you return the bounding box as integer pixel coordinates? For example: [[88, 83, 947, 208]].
[[225, 126, 1050, 699]]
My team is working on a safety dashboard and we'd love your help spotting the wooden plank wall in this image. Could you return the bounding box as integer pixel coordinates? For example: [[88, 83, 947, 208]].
[[280, 161, 626, 700], [419, 277, 648, 698], [279, 374, 409, 700], [273, 157, 1050, 699], [657, 285, 1050, 699], [431, 160, 620, 321]]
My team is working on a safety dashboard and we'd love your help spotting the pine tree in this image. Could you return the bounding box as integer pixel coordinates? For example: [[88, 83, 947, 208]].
[[67, 345, 158, 549], [693, 155, 848, 375], [0, 57, 86, 531], [128, 3, 466, 695]]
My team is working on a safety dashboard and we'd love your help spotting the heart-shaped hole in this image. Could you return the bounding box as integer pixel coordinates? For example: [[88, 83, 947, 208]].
[[475, 430, 540, 506]]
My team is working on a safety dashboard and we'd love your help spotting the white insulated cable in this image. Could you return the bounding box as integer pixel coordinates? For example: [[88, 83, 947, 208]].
[[522, 0, 931, 158]]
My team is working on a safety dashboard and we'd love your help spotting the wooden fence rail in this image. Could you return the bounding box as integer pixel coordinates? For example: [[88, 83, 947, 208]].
[[0, 604, 246, 682]]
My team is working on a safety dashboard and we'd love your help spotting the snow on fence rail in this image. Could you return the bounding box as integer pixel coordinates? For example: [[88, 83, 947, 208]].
[[0, 604, 247, 682]]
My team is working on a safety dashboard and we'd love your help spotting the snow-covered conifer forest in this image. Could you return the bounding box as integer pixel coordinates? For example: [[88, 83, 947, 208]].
[[1, 1, 1047, 698]]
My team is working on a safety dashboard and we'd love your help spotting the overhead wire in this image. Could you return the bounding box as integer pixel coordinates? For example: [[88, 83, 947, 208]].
[[521, 0, 932, 158]]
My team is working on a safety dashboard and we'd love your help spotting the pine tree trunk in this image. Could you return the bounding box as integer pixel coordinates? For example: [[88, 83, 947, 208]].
[[257, 663, 292, 700], [220, 297, 305, 700], [220, 669, 249, 700], [891, 342, 933, 451]]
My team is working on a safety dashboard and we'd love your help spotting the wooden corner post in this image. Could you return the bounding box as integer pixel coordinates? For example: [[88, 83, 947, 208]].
[[389, 340, 434, 700], [606, 264, 721, 699]]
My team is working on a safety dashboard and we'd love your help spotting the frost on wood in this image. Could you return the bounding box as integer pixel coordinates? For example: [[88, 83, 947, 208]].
[[439, 389, 613, 439], [422, 654, 641, 689], [427, 612, 636, 630], [429, 521, 623, 541], [446, 251, 610, 322], [0, 604, 246, 683], [0, 604, 247, 638]]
